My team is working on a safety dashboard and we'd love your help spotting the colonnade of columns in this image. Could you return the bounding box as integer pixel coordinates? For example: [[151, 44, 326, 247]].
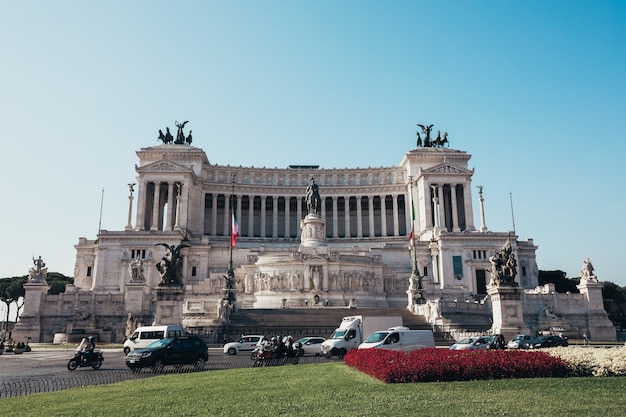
[[135, 181, 181, 232], [203, 193, 408, 239], [428, 183, 468, 233]]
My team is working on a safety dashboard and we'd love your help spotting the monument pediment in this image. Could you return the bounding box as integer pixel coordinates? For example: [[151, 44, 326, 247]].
[[425, 164, 471, 174], [136, 160, 192, 173]]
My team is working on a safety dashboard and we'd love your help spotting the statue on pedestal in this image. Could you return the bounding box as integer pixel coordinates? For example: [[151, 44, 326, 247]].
[[580, 257, 597, 282], [305, 177, 321, 215], [155, 243, 190, 286], [28, 256, 48, 283], [489, 240, 518, 286]]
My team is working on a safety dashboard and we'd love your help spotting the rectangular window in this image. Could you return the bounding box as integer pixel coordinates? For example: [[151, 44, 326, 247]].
[[131, 249, 146, 259], [453, 255, 463, 279], [87, 266, 92, 277]]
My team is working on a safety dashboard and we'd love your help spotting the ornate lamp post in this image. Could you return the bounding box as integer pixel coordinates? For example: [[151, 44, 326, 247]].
[[408, 176, 424, 304], [223, 174, 237, 307]]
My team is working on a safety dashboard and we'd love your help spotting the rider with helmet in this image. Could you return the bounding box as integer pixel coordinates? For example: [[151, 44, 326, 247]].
[[82, 336, 96, 363]]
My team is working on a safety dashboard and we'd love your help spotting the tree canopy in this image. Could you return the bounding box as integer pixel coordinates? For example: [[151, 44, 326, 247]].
[[46, 272, 74, 295], [0, 276, 27, 331], [538, 270, 580, 293]]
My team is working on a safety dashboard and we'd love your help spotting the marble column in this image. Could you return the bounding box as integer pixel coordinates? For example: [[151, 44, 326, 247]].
[[236, 195, 243, 236], [284, 196, 291, 238], [211, 194, 218, 236], [332, 197, 338, 238], [272, 196, 278, 238], [150, 181, 161, 231], [344, 197, 350, 238], [381, 195, 388, 237], [356, 196, 363, 238], [167, 182, 175, 230], [368, 196, 375, 237], [223, 194, 230, 237], [248, 195, 255, 238], [392, 194, 399, 236], [125, 185, 135, 231], [260, 196, 267, 237], [451, 184, 460, 232], [296, 197, 302, 238]]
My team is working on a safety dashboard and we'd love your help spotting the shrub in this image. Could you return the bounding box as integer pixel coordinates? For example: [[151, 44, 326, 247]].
[[542, 346, 626, 377], [344, 348, 569, 383]]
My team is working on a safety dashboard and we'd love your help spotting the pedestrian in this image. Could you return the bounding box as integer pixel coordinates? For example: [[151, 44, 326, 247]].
[[583, 333, 588, 345]]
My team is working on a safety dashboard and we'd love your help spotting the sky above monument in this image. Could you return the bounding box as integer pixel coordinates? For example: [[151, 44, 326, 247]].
[[1, 0, 625, 295]]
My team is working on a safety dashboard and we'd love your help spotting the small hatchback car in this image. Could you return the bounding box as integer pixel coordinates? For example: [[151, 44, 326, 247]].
[[223, 335, 265, 355], [125, 336, 209, 371]]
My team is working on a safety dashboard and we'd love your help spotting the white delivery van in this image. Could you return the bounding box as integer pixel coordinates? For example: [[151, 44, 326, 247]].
[[123, 325, 183, 354], [321, 316, 403, 357], [358, 326, 435, 352]]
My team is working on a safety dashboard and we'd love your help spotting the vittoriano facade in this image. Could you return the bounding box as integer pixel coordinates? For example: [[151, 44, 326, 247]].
[[14, 132, 614, 343]]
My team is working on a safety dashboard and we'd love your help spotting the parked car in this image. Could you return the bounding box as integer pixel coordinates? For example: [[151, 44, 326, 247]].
[[223, 335, 265, 355], [449, 337, 479, 350], [506, 334, 534, 349], [450, 336, 500, 350], [125, 336, 208, 371], [295, 337, 326, 356], [488, 334, 506, 350], [529, 335, 568, 349]]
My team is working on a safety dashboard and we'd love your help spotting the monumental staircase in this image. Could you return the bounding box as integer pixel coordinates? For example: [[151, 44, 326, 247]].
[[221, 307, 455, 346]]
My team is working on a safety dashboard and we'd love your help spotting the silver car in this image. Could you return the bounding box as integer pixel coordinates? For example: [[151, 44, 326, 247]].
[[449, 336, 493, 350], [506, 334, 534, 349], [296, 337, 326, 356]]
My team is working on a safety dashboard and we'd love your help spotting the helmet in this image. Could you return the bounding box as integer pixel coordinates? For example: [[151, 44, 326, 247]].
[[88, 336, 95, 342]]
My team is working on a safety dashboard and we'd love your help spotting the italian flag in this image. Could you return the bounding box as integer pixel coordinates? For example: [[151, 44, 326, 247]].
[[231, 205, 240, 247], [408, 197, 415, 242]]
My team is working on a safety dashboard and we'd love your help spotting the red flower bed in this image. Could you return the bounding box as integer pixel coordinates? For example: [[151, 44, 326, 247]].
[[344, 348, 569, 383]]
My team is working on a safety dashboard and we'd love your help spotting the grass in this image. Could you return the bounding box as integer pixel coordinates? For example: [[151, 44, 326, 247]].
[[1, 363, 625, 416]]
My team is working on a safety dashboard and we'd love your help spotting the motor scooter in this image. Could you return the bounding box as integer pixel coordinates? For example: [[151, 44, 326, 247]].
[[252, 341, 301, 367], [67, 338, 104, 370]]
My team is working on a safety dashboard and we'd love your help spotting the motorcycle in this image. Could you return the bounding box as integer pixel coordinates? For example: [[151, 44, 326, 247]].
[[67, 338, 104, 370], [252, 341, 302, 367]]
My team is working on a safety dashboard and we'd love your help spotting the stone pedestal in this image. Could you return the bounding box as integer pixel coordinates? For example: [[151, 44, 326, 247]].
[[488, 284, 530, 340], [299, 214, 326, 248], [125, 282, 147, 315], [11, 282, 49, 342], [154, 286, 184, 326], [577, 279, 616, 341]]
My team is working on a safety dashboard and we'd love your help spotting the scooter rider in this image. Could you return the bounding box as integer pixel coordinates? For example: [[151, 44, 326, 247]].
[[272, 336, 287, 359], [83, 336, 96, 363]]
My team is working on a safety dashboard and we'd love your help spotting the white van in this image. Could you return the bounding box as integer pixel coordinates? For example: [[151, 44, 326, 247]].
[[358, 326, 435, 352], [123, 325, 183, 355]]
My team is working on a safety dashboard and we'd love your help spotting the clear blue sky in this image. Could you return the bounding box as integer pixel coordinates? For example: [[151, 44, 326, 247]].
[[1, 1, 625, 289]]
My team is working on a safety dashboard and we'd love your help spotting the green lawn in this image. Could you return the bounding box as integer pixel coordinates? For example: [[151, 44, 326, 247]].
[[1, 362, 625, 416]]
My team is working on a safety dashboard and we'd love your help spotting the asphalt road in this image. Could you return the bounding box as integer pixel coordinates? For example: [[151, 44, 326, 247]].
[[0, 346, 330, 398], [0, 346, 259, 379]]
